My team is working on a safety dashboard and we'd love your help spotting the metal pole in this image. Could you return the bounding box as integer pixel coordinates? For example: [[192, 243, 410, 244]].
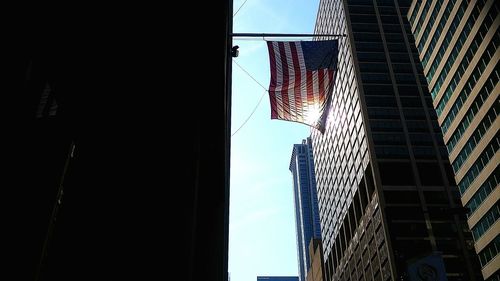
[[35, 141, 75, 281], [231, 33, 346, 38]]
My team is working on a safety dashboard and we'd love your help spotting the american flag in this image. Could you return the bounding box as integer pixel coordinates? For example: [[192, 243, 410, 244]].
[[266, 40, 338, 132]]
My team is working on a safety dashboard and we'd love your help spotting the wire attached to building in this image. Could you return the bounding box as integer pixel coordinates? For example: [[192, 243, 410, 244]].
[[233, 0, 250, 17], [231, 59, 267, 137]]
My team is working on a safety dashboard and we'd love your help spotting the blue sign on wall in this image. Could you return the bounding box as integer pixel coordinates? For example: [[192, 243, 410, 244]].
[[407, 254, 448, 281]]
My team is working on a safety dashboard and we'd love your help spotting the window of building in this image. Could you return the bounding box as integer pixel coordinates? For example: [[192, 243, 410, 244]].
[[417, 162, 443, 186], [378, 162, 414, 185]]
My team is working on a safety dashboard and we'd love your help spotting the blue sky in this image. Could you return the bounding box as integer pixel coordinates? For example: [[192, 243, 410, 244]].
[[229, 1, 320, 281]]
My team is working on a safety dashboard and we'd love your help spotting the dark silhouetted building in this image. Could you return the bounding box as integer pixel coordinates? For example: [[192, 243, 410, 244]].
[[290, 137, 322, 281], [408, 0, 499, 279], [5, 2, 232, 281], [310, 0, 483, 280]]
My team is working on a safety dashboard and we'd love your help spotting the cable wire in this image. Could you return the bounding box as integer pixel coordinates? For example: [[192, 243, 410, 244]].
[[233, 59, 268, 91], [231, 59, 268, 137], [231, 90, 266, 137], [233, 0, 250, 17]]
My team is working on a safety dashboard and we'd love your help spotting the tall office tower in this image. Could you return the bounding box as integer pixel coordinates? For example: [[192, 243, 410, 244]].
[[311, 0, 483, 280], [257, 277, 299, 281], [408, 0, 499, 279], [290, 138, 323, 281]]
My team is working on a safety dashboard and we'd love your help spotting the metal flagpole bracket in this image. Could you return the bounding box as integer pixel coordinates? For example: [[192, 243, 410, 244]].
[[231, 33, 347, 38]]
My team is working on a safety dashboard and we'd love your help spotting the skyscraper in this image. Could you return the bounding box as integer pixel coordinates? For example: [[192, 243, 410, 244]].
[[408, 0, 499, 279], [290, 138, 323, 281], [311, 0, 482, 280]]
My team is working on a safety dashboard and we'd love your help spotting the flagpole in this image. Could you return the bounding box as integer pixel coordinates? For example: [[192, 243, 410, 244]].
[[35, 141, 75, 281], [231, 33, 346, 38]]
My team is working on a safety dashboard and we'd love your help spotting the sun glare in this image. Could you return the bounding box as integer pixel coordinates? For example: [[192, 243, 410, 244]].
[[305, 106, 321, 125]]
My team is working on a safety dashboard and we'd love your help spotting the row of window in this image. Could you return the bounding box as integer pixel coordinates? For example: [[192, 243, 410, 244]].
[[313, 0, 350, 266], [409, 0, 423, 25], [379, 161, 451, 186], [471, 202, 499, 241], [478, 234, 500, 267], [443, 63, 498, 140], [436, 42, 498, 117], [458, 135, 499, 194], [417, 0, 444, 52], [360, 72, 427, 85], [427, 0, 491, 83], [349, 4, 404, 16], [356, 50, 419, 64], [374, 144, 448, 160], [427, 3, 492, 92], [429, 8, 495, 98], [353, 32, 414, 48], [421, 0, 464, 68], [486, 271, 500, 281], [446, 72, 499, 153], [370, 118, 441, 133], [452, 104, 499, 172], [413, 0, 433, 38], [315, 70, 370, 264], [466, 166, 499, 214], [365, 95, 431, 109]]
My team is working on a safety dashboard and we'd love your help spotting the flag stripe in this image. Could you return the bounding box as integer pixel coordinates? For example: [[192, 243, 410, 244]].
[[278, 42, 291, 120], [318, 69, 325, 105], [272, 42, 284, 118], [267, 41, 278, 119], [312, 71, 319, 106], [284, 42, 297, 120], [306, 71, 314, 105], [290, 42, 303, 122], [295, 43, 308, 118]]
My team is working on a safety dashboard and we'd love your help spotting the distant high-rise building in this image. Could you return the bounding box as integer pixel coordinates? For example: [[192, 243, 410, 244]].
[[290, 138, 322, 281], [257, 277, 299, 281], [311, 0, 483, 280], [408, 0, 499, 279]]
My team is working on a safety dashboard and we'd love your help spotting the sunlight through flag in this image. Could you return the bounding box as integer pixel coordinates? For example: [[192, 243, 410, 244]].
[[266, 40, 338, 133]]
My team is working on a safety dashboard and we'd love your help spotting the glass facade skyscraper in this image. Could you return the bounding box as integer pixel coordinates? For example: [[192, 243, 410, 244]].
[[311, 0, 483, 280], [408, 0, 499, 279], [290, 138, 322, 281]]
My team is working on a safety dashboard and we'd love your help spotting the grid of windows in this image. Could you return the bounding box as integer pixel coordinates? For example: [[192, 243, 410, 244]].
[[413, 0, 432, 37], [443, 61, 499, 138], [451, 104, 499, 173], [312, 0, 370, 270], [409, 0, 423, 25], [416, 0, 444, 52], [427, 0, 489, 83], [410, 0, 499, 277], [458, 134, 499, 194], [290, 141, 323, 281], [430, 8, 497, 100], [446, 68, 499, 153], [471, 202, 500, 240], [435, 39, 498, 117], [478, 234, 500, 267], [421, 0, 467, 68], [466, 166, 499, 214], [313, 0, 481, 280]]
